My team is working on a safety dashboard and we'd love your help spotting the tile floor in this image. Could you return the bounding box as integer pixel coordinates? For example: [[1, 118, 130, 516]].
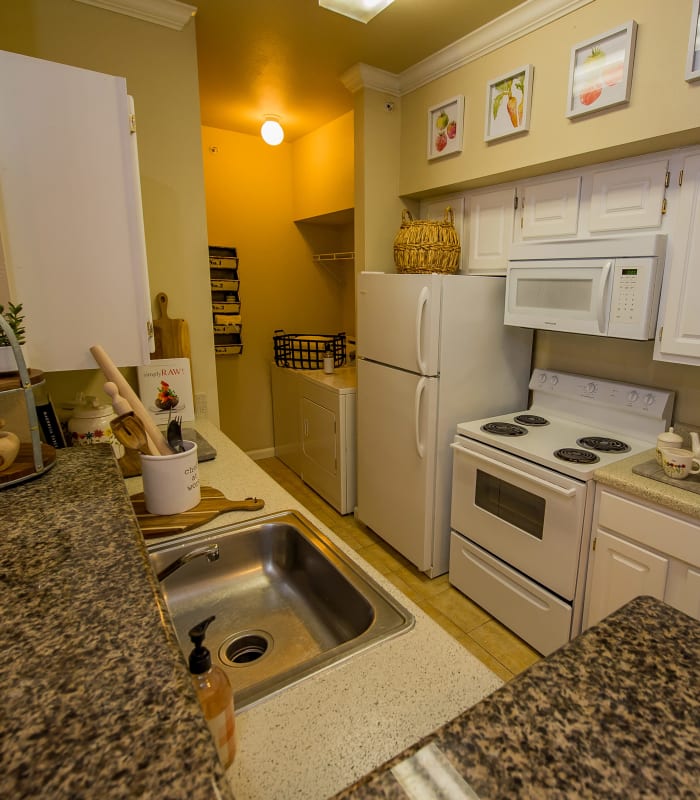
[[256, 457, 541, 682]]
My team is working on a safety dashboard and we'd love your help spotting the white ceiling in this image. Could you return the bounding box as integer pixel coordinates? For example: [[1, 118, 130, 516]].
[[193, 0, 526, 141]]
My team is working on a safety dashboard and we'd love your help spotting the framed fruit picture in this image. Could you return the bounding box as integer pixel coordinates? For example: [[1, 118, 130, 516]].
[[686, 0, 700, 81], [565, 20, 637, 119], [427, 96, 464, 160], [484, 64, 533, 142]]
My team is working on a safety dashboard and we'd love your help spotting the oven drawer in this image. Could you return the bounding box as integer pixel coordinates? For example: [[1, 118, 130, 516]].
[[449, 532, 572, 656]]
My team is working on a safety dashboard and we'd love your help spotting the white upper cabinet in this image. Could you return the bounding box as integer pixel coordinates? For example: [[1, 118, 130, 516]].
[[0, 50, 153, 371], [518, 175, 581, 240], [581, 157, 669, 234], [420, 194, 466, 274], [654, 151, 700, 365], [464, 187, 516, 274]]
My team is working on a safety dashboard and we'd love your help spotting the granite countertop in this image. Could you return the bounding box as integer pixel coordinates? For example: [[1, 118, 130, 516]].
[[2, 419, 502, 800], [594, 448, 700, 519], [332, 595, 700, 799], [0, 444, 233, 799]]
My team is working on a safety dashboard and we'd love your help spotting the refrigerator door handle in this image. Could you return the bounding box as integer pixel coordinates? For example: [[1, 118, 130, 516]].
[[415, 286, 429, 374], [414, 377, 426, 458]]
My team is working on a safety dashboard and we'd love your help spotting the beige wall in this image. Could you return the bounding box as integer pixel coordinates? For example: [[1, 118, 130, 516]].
[[292, 111, 354, 221], [399, 0, 700, 197], [201, 126, 349, 453], [0, 0, 219, 423], [353, 0, 700, 428]]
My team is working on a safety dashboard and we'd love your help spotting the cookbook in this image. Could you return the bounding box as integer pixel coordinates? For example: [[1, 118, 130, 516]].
[[137, 358, 195, 423]]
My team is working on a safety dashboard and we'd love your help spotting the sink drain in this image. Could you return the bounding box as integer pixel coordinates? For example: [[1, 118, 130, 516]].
[[219, 630, 272, 667]]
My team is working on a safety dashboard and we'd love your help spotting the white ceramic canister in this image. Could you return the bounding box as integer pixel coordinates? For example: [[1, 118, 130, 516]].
[[68, 395, 122, 456], [656, 426, 683, 465]]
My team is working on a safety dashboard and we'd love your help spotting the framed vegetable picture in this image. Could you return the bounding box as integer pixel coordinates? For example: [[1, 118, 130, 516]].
[[565, 20, 637, 119], [484, 64, 533, 142], [427, 96, 464, 160], [686, 0, 700, 81]]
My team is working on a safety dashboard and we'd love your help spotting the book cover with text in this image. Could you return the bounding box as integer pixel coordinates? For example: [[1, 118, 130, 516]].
[[137, 358, 195, 423]]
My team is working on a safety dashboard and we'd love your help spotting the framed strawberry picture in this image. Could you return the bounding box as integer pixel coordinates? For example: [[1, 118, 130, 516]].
[[484, 64, 533, 142], [427, 96, 464, 160], [565, 20, 637, 119]]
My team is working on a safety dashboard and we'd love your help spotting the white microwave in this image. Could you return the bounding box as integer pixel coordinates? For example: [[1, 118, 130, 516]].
[[504, 235, 666, 340]]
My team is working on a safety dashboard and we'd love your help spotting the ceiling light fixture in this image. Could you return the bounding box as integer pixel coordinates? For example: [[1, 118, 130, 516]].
[[260, 117, 284, 146], [319, 0, 394, 24]]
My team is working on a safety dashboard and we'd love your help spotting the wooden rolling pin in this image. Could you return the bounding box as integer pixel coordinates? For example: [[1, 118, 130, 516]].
[[90, 344, 172, 456]]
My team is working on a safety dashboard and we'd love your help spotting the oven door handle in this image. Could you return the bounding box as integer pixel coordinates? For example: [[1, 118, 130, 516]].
[[450, 442, 578, 497]]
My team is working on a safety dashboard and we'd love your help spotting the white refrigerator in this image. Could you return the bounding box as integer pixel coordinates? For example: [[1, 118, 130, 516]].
[[356, 271, 533, 577]]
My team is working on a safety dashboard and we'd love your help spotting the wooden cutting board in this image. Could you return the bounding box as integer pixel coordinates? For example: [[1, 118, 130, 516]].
[[151, 292, 191, 360], [131, 486, 264, 536]]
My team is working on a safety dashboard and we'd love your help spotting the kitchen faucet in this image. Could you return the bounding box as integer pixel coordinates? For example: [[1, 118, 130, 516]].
[[156, 544, 220, 582]]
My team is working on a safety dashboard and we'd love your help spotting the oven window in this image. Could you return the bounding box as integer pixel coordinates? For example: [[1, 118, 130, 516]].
[[474, 469, 545, 539]]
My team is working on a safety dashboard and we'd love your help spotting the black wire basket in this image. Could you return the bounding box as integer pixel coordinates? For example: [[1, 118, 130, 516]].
[[273, 330, 346, 370]]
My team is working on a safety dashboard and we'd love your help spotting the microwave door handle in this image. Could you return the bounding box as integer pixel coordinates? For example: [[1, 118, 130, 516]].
[[450, 442, 577, 497], [415, 377, 426, 458], [597, 261, 613, 333], [415, 286, 429, 374]]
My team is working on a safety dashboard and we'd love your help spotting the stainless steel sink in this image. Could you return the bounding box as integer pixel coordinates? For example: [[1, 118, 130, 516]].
[[147, 510, 414, 710]]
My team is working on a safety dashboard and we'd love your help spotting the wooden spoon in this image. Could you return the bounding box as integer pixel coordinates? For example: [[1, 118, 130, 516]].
[[112, 412, 158, 456]]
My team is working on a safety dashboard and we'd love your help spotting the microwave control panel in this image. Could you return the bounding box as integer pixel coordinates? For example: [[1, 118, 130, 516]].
[[608, 256, 662, 339]]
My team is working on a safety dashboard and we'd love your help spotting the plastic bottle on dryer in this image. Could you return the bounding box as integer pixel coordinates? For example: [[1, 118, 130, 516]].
[[188, 615, 236, 769]]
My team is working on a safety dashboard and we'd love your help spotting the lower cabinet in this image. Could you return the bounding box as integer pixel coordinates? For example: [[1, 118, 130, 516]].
[[584, 485, 700, 628], [270, 364, 357, 514]]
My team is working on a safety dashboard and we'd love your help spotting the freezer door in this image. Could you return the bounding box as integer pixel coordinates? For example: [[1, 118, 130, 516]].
[[357, 358, 438, 572], [357, 272, 441, 375]]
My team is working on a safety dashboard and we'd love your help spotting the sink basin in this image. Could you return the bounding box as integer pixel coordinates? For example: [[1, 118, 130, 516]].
[[147, 510, 414, 710]]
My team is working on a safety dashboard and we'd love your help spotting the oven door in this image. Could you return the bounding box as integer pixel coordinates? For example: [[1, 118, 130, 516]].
[[450, 437, 589, 599]]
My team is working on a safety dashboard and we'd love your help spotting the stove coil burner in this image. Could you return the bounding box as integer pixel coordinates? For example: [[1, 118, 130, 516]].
[[481, 422, 528, 437], [576, 436, 631, 453], [513, 414, 549, 427], [554, 448, 600, 464]]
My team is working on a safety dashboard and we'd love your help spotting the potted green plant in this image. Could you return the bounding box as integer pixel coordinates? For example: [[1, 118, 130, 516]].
[[0, 301, 26, 373]]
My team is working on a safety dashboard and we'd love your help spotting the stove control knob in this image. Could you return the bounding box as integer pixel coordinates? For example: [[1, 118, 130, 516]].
[[585, 381, 597, 393], [643, 393, 655, 407], [627, 390, 639, 403], [537, 373, 547, 384], [550, 375, 559, 386]]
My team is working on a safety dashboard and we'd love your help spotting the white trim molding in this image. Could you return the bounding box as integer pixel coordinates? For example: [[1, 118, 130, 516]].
[[341, 63, 401, 95], [343, 0, 593, 95], [74, 0, 196, 30]]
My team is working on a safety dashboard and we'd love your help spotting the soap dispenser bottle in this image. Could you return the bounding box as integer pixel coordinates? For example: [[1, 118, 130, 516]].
[[188, 615, 236, 769]]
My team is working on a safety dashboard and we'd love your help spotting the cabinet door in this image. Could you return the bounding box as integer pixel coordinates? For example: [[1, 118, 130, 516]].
[[464, 186, 515, 274], [584, 158, 668, 233], [420, 194, 466, 273], [665, 563, 700, 621], [0, 50, 153, 370], [518, 176, 581, 240], [586, 530, 669, 628], [654, 153, 700, 365]]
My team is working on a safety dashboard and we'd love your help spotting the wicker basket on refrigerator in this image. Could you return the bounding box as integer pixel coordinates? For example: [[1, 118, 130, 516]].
[[393, 206, 460, 274]]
